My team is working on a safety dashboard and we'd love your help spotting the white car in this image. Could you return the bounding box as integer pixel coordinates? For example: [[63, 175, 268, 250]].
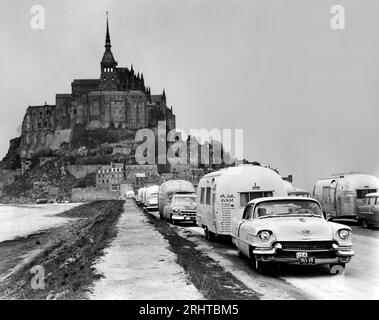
[[233, 197, 355, 274]]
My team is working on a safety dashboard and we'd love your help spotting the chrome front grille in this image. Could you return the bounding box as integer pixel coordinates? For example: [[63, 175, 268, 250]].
[[276, 251, 336, 259], [180, 210, 196, 215], [279, 241, 333, 251]]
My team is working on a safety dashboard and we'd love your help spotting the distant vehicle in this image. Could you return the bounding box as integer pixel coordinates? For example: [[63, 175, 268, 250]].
[[196, 165, 287, 241], [288, 191, 312, 197], [142, 185, 159, 212], [283, 180, 296, 194], [163, 193, 197, 224], [125, 190, 135, 199], [36, 199, 48, 204], [158, 180, 195, 220], [358, 193, 379, 228], [136, 187, 146, 205], [233, 196, 355, 274], [313, 173, 379, 220]]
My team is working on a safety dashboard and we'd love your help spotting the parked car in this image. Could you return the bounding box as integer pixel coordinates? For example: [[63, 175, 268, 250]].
[[163, 193, 197, 224], [158, 180, 195, 219], [233, 196, 355, 274], [358, 193, 379, 228]]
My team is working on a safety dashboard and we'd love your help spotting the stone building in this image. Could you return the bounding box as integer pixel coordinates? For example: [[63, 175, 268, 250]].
[[96, 162, 125, 191], [19, 15, 176, 166]]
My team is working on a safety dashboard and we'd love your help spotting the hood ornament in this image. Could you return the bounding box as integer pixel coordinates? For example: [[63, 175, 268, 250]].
[[297, 229, 313, 236]]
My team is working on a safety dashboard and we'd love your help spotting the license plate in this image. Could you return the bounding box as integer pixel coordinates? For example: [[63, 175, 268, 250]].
[[299, 257, 316, 264], [296, 252, 308, 258]]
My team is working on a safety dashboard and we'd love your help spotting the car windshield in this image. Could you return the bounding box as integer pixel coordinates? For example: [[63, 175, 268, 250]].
[[255, 200, 323, 218], [173, 196, 196, 204]]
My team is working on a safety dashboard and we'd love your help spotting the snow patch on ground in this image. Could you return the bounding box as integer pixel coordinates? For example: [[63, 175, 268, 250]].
[[0, 203, 81, 242]]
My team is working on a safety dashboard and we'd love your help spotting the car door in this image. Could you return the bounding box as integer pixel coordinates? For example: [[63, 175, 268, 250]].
[[371, 197, 379, 224], [359, 197, 372, 218]]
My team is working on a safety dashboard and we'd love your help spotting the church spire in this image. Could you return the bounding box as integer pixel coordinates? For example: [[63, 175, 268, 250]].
[[105, 11, 111, 48]]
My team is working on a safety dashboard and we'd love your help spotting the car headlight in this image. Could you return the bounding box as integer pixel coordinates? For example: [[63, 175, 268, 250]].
[[338, 229, 350, 240], [173, 208, 179, 213], [258, 230, 272, 241]]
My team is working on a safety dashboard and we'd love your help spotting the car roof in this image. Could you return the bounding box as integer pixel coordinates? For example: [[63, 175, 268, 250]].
[[365, 193, 379, 197], [247, 196, 320, 206]]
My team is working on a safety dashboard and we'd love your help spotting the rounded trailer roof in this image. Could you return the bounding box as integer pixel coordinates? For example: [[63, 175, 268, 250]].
[[316, 174, 379, 189], [200, 165, 287, 196], [158, 180, 195, 196]]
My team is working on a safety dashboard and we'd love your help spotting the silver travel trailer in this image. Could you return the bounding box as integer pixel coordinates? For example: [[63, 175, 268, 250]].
[[142, 185, 159, 211], [158, 180, 196, 219], [136, 187, 146, 204], [313, 173, 379, 220], [196, 165, 287, 241]]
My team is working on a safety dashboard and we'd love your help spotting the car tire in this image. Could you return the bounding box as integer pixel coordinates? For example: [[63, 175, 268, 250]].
[[255, 260, 271, 275], [329, 263, 345, 275], [204, 228, 215, 241], [237, 248, 245, 259], [361, 219, 370, 229]]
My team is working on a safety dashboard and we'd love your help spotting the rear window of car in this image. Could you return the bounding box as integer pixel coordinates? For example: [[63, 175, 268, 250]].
[[357, 189, 377, 199], [368, 197, 378, 205]]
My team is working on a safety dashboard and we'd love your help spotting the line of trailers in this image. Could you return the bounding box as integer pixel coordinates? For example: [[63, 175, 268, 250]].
[[134, 165, 379, 274]]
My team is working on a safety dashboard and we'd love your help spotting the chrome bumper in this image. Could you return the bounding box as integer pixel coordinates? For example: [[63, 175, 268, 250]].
[[252, 245, 354, 265]]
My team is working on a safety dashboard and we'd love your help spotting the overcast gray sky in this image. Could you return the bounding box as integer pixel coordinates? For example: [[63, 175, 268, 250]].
[[0, 0, 378, 190]]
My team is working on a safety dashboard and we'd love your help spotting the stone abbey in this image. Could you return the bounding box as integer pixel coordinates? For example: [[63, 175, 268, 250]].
[[19, 15, 176, 163]]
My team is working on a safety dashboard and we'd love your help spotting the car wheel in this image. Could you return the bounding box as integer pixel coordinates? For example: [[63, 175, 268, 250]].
[[361, 219, 369, 229], [204, 228, 215, 241], [329, 263, 345, 275], [237, 248, 245, 259]]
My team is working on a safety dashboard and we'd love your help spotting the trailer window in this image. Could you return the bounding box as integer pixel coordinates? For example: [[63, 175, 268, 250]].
[[357, 189, 377, 199], [200, 188, 205, 204], [206, 187, 211, 205], [322, 187, 330, 200], [240, 191, 273, 207]]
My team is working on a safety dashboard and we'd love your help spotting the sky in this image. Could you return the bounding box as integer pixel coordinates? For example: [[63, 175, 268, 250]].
[[0, 0, 378, 191]]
